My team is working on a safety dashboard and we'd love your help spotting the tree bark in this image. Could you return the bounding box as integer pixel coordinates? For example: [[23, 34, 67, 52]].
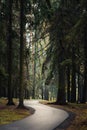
[[71, 44, 76, 103], [67, 66, 71, 102], [32, 36, 37, 99], [82, 26, 87, 103], [7, 0, 14, 105], [18, 0, 25, 108], [56, 65, 66, 105]]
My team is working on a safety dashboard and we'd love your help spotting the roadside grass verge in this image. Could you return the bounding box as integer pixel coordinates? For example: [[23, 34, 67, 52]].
[[0, 98, 30, 125], [40, 100, 87, 130]]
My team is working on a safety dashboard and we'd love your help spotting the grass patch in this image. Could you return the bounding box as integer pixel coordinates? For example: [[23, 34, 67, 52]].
[[39, 100, 55, 105], [0, 97, 7, 105], [0, 98, 30, 125]]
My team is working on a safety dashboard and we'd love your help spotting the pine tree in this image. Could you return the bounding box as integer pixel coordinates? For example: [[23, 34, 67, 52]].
[[7, 0, 14, 105], [18, 0, 25, 108]]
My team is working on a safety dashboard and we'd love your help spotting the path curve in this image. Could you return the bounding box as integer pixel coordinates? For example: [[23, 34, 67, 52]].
[[0, 100, 69, 130]]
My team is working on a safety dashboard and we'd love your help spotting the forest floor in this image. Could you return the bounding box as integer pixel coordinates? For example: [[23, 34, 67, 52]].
[[0, 98, 30, 125], [40, 100, 87, 130], [0, 98, 87, 130]]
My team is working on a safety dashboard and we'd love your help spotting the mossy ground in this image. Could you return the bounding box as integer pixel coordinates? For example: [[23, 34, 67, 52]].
[[0, 98, 30, 125]]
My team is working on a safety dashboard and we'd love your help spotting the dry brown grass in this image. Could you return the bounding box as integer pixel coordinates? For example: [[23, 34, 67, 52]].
[[0, 98, 30, 125], [65, 104, 87, 130]]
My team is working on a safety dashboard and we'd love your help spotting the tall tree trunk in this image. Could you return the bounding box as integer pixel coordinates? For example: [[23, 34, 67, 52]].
[[32, 40, 36, 99], [77, 66, 80, 103], [67, 66, 71, 102], [82, 26, 87, 103], [71, 44, 76, 103], [77, 44, 81, 103], [7, 0, 14, 105], [56, 64, 66, 105], [18, 0, 25, 108], [44, 85, 49, 100]]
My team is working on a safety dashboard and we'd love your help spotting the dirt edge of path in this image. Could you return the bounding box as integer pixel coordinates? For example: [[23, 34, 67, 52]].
[[54, 111, 75, 130]]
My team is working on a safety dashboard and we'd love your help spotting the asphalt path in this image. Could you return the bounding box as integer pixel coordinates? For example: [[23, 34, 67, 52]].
[[0, 100, 69, 130]]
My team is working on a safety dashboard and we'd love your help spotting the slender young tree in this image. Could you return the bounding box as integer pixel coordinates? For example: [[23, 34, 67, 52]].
[[32, 41, 36, 99]]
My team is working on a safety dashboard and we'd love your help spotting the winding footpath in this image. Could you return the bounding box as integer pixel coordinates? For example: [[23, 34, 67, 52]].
[[0, 100, 69, 130]]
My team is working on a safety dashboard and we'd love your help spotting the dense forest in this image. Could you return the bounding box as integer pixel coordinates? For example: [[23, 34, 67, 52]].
[[0, 0, 87, 107]]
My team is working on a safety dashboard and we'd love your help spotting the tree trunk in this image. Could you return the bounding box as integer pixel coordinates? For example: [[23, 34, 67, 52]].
[[32, 41, 36, 99], [56, 65, 66, 105], [44, 85, 49, 100], [7, 0, 14, 105], [18, 0, 25, 108], [82, 26, 87, 103], [41, 86, 44, 99], [67, 66, 71, 102], [71, 44, 76, 103], [77, 45, 81, 103]]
